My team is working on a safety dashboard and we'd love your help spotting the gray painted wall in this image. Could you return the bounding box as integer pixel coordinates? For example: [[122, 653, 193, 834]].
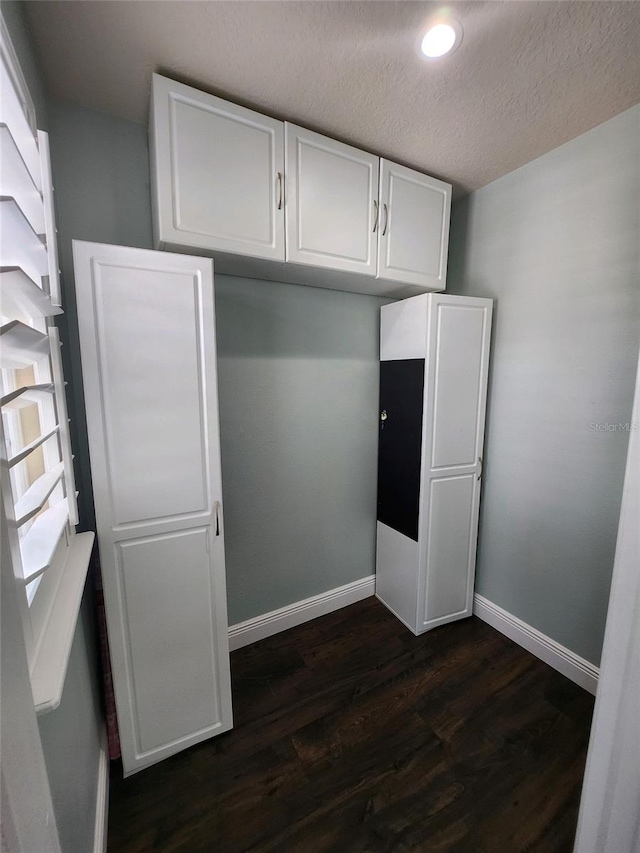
[[2, 8, 104, 853], [216, 275, 384, 623], [1, 0, 48, 127], [37, 587, 104, 853], [48, 100, 154, 534], [448, 105, 640, 665], [47, 100, 387, 626]]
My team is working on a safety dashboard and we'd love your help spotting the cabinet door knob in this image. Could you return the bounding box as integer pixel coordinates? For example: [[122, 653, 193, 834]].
[[477, 457, 483, 480], [373, 200, 379, 233], [382, 203, 389, 236], [276, 172, 283, 210]]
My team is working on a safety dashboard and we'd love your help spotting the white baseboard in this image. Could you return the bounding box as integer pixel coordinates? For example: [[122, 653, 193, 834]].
[[473, 593, 599, 695], [92, 728, 109, 853], [228, 575, 376, 651], [228, 583, 598, 693]]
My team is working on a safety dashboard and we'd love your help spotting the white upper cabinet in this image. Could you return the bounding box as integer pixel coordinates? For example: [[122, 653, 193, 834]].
[[285, 124, 379, 275], [377, 160, 452, 290], [151, 74, 285, 261], [150, 75, 452, 296]]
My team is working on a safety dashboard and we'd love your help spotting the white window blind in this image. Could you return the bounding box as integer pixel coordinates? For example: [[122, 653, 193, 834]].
[[1, 18, 80, 665]]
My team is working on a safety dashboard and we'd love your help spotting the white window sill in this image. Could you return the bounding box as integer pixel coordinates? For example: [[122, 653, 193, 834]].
[[32, 531, 95, 715]]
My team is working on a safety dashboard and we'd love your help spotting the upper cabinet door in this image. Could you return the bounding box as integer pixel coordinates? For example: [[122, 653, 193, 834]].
[[151, 74, 285, 261], [285, 123, 379, 275], [377, 160, 452, 290]]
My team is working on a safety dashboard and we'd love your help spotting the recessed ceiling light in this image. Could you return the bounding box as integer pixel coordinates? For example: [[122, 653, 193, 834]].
[[420, 18, 462, 60]]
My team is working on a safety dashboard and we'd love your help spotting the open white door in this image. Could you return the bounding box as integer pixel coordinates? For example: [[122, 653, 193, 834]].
[[73, 241, 232, 775], [573, 350, 640, 853]]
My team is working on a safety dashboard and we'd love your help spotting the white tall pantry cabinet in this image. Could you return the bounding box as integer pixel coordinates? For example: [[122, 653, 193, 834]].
[[376, 293, 493, 635], [73, 241, 233, 775]]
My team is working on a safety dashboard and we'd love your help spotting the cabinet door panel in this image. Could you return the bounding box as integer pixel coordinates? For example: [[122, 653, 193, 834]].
[[91, 262, 208, 524], [118, 529, 222, 755], [423, 474, 476, 623], [152, 74, 284, 260], [286, 124, 378, 274], [377, 160, 451, 289], [431, 304, 486, 469], [74, 241, 232, 775]]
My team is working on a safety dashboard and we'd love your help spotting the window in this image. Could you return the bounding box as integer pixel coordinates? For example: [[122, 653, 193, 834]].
[[1, 16, 91, 712]]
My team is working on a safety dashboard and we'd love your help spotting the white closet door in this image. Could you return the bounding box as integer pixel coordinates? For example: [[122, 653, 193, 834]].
[[152, 74, 285, 261], [285, 123, 379, 274], [73, 241, 232, 775], [377, 160, 451, 290], [418, 294, 492, 631]]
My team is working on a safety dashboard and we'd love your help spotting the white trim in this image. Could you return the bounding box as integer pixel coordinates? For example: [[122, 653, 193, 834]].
[[473, 593, 599, 695], [48, 327, 78, 525], [228, 576, 376, 651], [31, 532, 95, 714], [92, 729, 109, 853], [0, 501, 61, 853], [37, 131, 62, 309]]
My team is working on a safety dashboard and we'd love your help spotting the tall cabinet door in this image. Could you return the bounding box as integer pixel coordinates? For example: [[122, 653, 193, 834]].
[[285, 123, 379, 274], [377, 160, 451, 290], [418, 294, 492, 632], [73, 241, 232, 776], [151, 74, 285, 261]]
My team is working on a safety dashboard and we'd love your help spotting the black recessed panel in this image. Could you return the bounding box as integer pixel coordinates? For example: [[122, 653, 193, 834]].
[[377, 359, 425, 541]]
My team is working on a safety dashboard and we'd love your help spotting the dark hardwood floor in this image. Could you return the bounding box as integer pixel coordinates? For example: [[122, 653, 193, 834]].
[[108, 598, 594, 853]]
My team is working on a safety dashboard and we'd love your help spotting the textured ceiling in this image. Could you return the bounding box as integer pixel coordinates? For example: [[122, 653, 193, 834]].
[[24, 0, 640, 195]]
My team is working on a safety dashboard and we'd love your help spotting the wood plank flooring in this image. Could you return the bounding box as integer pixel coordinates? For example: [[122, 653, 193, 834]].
[[108, 597, 594, 853]]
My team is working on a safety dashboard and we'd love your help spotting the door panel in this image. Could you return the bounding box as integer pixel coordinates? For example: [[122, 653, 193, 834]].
[[171, 100, 275, 244], [118, 529, 222, 755], [377, 160, 451, 289], [92, 263, 208, 524], [152, 74, 284, 260], [431, 304, 486, 469], [423, 475, 475, 622], [377, 359, 425, 541], [387, 178, 443, 277], [73, 241, 232, 775], [285, 124, 378, 274]]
